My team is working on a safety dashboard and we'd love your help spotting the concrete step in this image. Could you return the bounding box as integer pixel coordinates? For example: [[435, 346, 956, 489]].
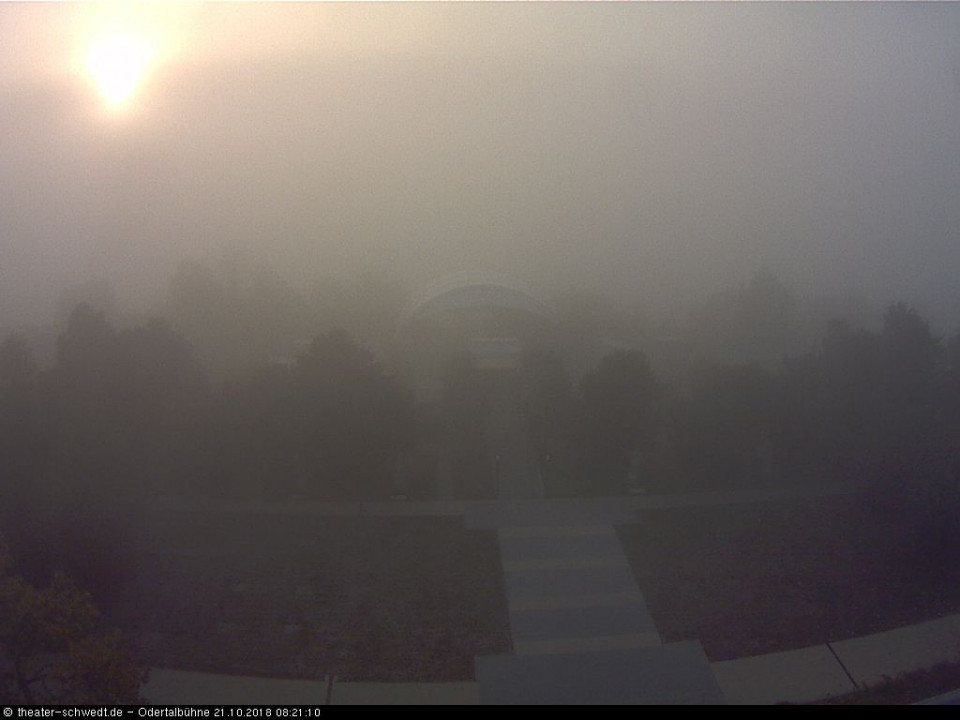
[[509, 602, 659, 646], [504, 563, 640, 599], [514, 632, 663, 656], [476, 642, 725, 705], [508, 590, 646, 612]]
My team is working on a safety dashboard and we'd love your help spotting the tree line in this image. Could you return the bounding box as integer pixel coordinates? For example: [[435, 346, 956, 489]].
[[518, 301, 960, 559], [2, 284, 959, 615]]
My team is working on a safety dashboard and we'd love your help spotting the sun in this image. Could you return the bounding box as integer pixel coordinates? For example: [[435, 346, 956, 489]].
[[86, 32, 155, 109]]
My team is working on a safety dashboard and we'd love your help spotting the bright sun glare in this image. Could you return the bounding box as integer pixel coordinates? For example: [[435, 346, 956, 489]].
[[86, 33, 155, 109]]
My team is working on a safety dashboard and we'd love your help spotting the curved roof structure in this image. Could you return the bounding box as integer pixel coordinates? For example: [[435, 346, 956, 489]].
[[399, 271, 555, 329]]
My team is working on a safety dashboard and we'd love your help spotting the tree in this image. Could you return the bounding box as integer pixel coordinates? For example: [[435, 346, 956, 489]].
[[11, 310, 186, 604], [520, 349, 575, 496], [577, 350, 659, 494], [112, 319, 210, 492], [50, 307, 209, 495], [312, 271, 409, 351], [943, 329, 960, 426], [0, 334, 45, 476], [55, 280, 119, 329], [673, 362, 778, 488], [0, 543, 147, 705], [879, 302, 940, 431], [773, 353, 830, 482], [810, 304, 960, 562], [0, 333, 38, 392], [288, 328, 416, 499], [56, 303, 119, 384], [165, 257, 310, 381], [0, 334, 55, 586], [441, 353, 492, 498], [551, 289, 612, 378], [731, 268, 797, 365], [817, 318, 885, 480], [686, 269, 796, 368], [858, 305, 955, 549]]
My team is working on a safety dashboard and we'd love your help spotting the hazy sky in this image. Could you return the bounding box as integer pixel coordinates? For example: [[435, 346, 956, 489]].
[[2, 3, 959, 330]]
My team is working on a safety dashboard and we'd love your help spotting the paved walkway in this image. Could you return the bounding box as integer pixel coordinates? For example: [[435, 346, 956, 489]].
[[143, 671, 478, 705], [143, 610, 960, 705], [467, 500, 724, 704], [139, 483, 960, 705], [713, 612, 960, 704], [497, 524, 662, 655], [143, 670, 332, 705]]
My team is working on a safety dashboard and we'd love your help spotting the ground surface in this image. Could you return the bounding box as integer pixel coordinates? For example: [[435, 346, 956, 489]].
[[809, 661, 960, 705], [109, 514, 511, 681], [618, 495, 960, 662], [103, 495, 960, 688]]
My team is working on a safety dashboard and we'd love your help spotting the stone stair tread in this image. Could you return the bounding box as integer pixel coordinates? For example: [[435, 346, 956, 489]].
[[477, 642, 725, 705]]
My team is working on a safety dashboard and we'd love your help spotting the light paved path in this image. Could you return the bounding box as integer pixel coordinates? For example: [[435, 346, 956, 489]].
[[329, 681, 478, 705], [143, 669, 330, 705], [144, 482, 903, 705], [712, 646, 856, 705], [711, 613, 960, 704], [499, 525, 662, 655], [469, 500, 724, 704], [918, 689, 960, 705], [143, 671, 478, 706], [830, 614, 960, 688], [477, 643, 723, 705]]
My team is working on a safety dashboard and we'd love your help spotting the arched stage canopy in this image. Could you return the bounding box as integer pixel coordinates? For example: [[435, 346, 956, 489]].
[[398, 271, 555, 330]]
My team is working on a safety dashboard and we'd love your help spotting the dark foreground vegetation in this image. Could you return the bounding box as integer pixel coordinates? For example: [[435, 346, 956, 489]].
[[0, 542, 147, 704]]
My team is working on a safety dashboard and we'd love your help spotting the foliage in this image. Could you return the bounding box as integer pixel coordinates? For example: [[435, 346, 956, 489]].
[[5, 275, 960, 577], [653, 298, 960, 559], [576, 349, 660, 494], [165, 256, 311, 381], [686, 269, 797, 368], [441, 353, 493, 498], [521, 349, 573, 456], [0, 543, 147, 705], [519, 349, 575, 496], [290, 328, 417, 499], [672, 362, 778, 488]]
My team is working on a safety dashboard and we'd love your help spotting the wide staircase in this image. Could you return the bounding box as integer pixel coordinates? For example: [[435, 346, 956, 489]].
[[467, 499, 725, 704]]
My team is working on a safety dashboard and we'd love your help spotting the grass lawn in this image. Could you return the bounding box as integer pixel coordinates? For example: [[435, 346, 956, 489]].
[[108, 513, 511, 681], [617, 495, 960, 662]]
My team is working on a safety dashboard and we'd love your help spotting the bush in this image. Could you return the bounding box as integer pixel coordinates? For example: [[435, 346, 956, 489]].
[[0, 542, 148, 704]]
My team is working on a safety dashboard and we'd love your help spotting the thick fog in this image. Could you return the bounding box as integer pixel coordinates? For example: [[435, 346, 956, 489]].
[[2, 3, 960, 330], [7, 5, 960, 706]]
